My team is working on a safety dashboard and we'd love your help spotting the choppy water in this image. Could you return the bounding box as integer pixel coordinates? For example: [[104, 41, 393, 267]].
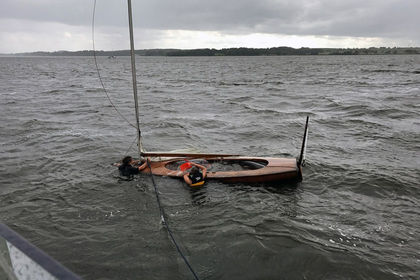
[[0, 55, 419, 279]]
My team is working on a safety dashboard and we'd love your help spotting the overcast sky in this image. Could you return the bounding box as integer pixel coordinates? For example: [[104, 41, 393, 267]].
[[0, 0, 419, 53]]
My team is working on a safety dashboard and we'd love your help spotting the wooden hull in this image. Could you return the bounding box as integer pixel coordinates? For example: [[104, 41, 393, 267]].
[[139, 116, 308, 184], [141, 155, 302, 184]]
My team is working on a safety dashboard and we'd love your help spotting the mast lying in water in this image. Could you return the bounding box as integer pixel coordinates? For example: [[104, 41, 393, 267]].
[[127, 0, 143, 160]]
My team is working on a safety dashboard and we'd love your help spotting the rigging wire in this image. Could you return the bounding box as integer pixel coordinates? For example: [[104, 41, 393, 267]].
[[123, 135, 139, 156], [92, 0, 136, 129], [92, 1, 199, 278], [145, 160, 200, 280]]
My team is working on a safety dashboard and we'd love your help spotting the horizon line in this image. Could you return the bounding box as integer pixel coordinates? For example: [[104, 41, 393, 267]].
[[2, 46, 420, 55]]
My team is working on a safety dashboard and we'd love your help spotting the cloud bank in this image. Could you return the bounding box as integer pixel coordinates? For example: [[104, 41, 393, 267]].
[[0, 0, 418, 53]]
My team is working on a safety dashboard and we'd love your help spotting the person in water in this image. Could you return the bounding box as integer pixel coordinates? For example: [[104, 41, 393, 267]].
[[118, 156, 148, 177], [183, 162, 207, 187]]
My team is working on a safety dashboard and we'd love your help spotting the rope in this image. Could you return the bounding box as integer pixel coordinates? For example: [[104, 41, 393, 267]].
[[93, 1, 198, 278], [92, 0, 136, 129], [146, 160, 200, 280], [123, 135, 137, 155]]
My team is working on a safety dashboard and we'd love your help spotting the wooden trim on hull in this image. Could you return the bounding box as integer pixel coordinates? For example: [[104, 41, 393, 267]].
[[213, 170, 299, 184], [142, 156, 301, 184], [142, 152, 240, 158], [207, 168, 300, 183]]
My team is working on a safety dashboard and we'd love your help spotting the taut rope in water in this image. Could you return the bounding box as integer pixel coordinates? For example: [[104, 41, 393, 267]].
[[92, 1, 200, 278], [145, 160, 200, 280]]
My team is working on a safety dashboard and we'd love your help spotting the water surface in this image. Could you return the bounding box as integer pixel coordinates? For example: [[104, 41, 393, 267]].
[[0, 55, 419, 279]]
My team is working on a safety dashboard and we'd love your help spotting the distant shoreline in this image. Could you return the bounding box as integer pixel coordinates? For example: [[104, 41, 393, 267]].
[[2, 46, 420, 56]]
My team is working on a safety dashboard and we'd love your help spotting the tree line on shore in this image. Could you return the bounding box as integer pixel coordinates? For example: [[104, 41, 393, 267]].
[[12, 46, 420, 56]]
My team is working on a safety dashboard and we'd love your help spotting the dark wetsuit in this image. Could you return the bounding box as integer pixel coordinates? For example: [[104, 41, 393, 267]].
[[188, 171, 204, 185], [119, 164, 139, 177]]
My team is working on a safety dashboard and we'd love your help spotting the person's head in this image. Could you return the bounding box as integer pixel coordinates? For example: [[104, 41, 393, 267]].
[[190, 166, 200, 175], [122, 156, 133, 165]]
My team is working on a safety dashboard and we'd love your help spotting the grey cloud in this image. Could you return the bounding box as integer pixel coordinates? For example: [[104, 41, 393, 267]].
[[0, 0, 93, 26], [1, 0, 419, 41]]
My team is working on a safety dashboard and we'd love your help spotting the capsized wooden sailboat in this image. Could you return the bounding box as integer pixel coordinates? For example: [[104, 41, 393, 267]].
[[123, 0, 308, 184], [139, 116, 309, 184], [143, 155, 302, 184]]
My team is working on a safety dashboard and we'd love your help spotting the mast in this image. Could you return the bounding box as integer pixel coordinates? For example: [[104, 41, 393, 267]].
[[298, 116, 309, 167], [127, 0, 143, 160]]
